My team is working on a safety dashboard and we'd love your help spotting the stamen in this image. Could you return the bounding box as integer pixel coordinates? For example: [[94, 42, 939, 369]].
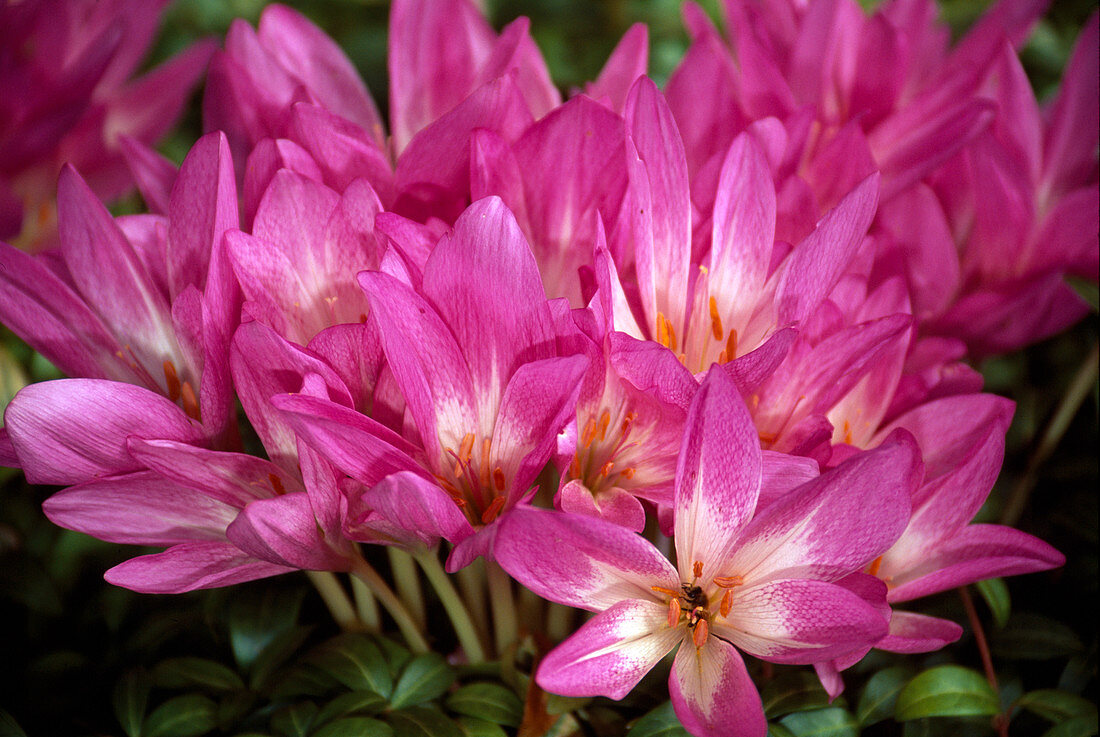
[[725, 329, 738, 362], [651, 585, 680, 597], [843, 420, 853, 446], [493, 467, 506, 491], [692, 617, 709, 648], [268, 473, 287, 496], [692, 561, 703, 580], [667, 597, 681, 627], [163, 360, 182, 402], [581, 416, 598, 447], [598, 461, 615, 477], [181, 382, 201, 422], [480, 495, 506, 524], [620, 467, 635, 479], [867, 556, 883, 577], [458, 433, 475, 463], [708, 296, 723, 341], [720, 589, 734, 617], [596, 409, 611, 442], [714, 575, 744, 589]]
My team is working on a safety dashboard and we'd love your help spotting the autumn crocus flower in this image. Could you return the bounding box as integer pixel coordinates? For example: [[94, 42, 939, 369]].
[[496, 366, 919, 737], [0, 0, 214, 250]]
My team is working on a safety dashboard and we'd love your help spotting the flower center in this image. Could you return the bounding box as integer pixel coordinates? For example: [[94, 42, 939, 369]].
[[435, 432, 507, 526], [566, 407, 639, 495], [651, 561, 746, 649]]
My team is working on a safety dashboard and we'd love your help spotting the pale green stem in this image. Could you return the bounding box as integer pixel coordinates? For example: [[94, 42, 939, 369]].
[[306, 571, 360, 632], [487, 562, 518, 656], [388, 547, 426, 629], [546, 601, 575, 643], [349, 558, 429, 654], [456, 558, 490, 646], [415, 550, 488, 663], [351, 574, 381, 632], [1001, 342, 1099, 528]]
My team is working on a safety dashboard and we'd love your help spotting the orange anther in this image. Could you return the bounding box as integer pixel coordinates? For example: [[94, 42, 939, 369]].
[[620, 467, 636, 479], [163, 360, 182, 402], [709, 296, 724, 341], [493, 467, 506, 491], [725, 329, 738, 362], [667, 597, 681, 627], [758, 432, 776, 444], [596, 409, 611, 442], [867, 556, 883, 577], [720, 589, 734, 617], [181, 382, 201, 422], [843, 420, 853, 446], [581, 416, 598, 447], [693, 561, 703, 579], [693, 617, 709, 648], [714, 575, 744, 589], [480, 495, 506, 524], [458, 432, 475, 462], [268, 473, 287, 496], [651, 585, 680, 598], [598, 461, 615, 477]]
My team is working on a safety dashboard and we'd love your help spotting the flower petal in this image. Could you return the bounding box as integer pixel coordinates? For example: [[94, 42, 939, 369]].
[[227, 491, 352, 571], [877, 611, 963, 653], [670, 636, 766, 737], [105, 541, 292, 593]]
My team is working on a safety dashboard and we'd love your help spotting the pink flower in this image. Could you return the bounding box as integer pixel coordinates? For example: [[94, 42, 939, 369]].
[[0, 0, 214, 250], [496, 366, 919, 737]]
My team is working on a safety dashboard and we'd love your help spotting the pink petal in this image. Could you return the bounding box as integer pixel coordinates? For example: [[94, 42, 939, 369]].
[[586, 24, 648, 113], [877, 611, 963, 653], [288, 103, 394, 203], [5, 379, 203, 485], [495, 506, 679, 612], [105, 541, 293, 593], [358, 470, 475, 549], [674, 366, 761, 582], [119, 135, 177, 215], [227, 491, 352, 571], [537, 598, 680, 699], [670, 636, 766, 737]]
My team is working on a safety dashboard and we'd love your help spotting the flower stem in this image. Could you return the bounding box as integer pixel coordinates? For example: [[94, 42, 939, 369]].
[[350, 558, 429, 654], [457, 558, 490, 645], [351, 573, 381, 632], [388, 547, 426, 629], [545, 601, 574, 643], [306, 571, 360, 631], [415, 550, 488, 663], [959, 586, 1007, 737], [1001, 341, 1098, 527], [487, 562, 518, 657]]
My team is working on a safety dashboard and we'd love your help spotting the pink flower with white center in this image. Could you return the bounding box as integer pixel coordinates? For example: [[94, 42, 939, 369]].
[[496, 366, 919, 737], [0, 0, 214, 250]]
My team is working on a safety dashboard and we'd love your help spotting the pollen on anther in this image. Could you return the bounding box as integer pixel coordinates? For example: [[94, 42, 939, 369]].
[[693, 560, 703, 579], [181, 382, 201, 422], [714, 575, 744, 589], [480, 495, 505, 524], [163, 360, 182, 402], [708, 296, 724, 341], [492, 467, 506, 491], [268, 473, 287, 496], [720, 589, 733, 617], [667, 597, 680, 627], [693, 617, 709, 648], [458, 433, 475, 462]]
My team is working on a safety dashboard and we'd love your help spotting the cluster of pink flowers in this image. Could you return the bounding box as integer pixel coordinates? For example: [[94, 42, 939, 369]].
[[1, 1, 1093, 735]]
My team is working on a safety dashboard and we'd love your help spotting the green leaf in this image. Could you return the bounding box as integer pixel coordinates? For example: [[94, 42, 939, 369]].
[[767, 724, 796, 737], [268, 664, 340, 700], [1017, 690, 1098, 723], [455, 716, 508, 737], [974, 578, 1011, 628], [1043, 715, 1100, 737], [389, 653, 456, 709], [544, 693, 591, 715], [152, 657, 245, 692], [313, 718, 393, 737], [143, 695, 218, 737], [895, 666, 1000, 721], [315, 691, 388, 724], [779, 707, 859, 737], [992, 613, 1085, 660], [628, 701, 691, 737], [229, 585, 305, 670], [307, 634, 393, 698], [1067, 275, 1099, 313], [857, 666, 915, 726], [385, 706, 464, 737], [250, 626, 315, 692], [0, 709, 28, 737], [377, 637, 413, 678], [270, 701, 317, 737], [445, 683, 523, 727], [761, 670, 832, 717], [113, 669, 151, 737]]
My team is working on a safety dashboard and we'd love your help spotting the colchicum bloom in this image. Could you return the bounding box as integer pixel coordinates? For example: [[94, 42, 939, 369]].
[[496, 367, 920, 737]]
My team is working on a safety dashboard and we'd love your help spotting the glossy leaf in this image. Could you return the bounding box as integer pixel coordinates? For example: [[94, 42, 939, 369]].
[[975, 578, 1011, 628], [445, 683, 523, 726], [779, 707, 859, 737], [307, 634, 393, 698], [455, 716, 509, 737], [314, 690, 388, 724], [313, 717, 393, 737], [385, 706, 464, 737], [762, 670, 833, 717], [389, 653, 456, 709], [143, 695, 218, 737], [270, 701, 317, 737], [627, 701, 691, 736], [229, 586, 305, 670], [250, 626, 314, 693], [1017, 689, 1098, 723], [857, 665, 916, 726], [113, 669, 150, 737], [151, 657, 245, 692], [895, 666, 1000, 720], [1043, 715, 1100, 737], [767, 725, 796, 737]]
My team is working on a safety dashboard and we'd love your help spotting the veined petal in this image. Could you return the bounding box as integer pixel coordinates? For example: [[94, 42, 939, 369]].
[[674, 366, 761, 582], [670, 636, 766, 737], [537, 598, 680, 699], [227, 491, 352, 571], [119, 135, 177, 215], [495, 506, 679, 612], [877, 611, 963, 653], [43, 472, 235, 545], [359, 470, 475, 549], [5, 379, 203, 485], [714, 578, 888, 664], [105, 541, 293, 593]]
